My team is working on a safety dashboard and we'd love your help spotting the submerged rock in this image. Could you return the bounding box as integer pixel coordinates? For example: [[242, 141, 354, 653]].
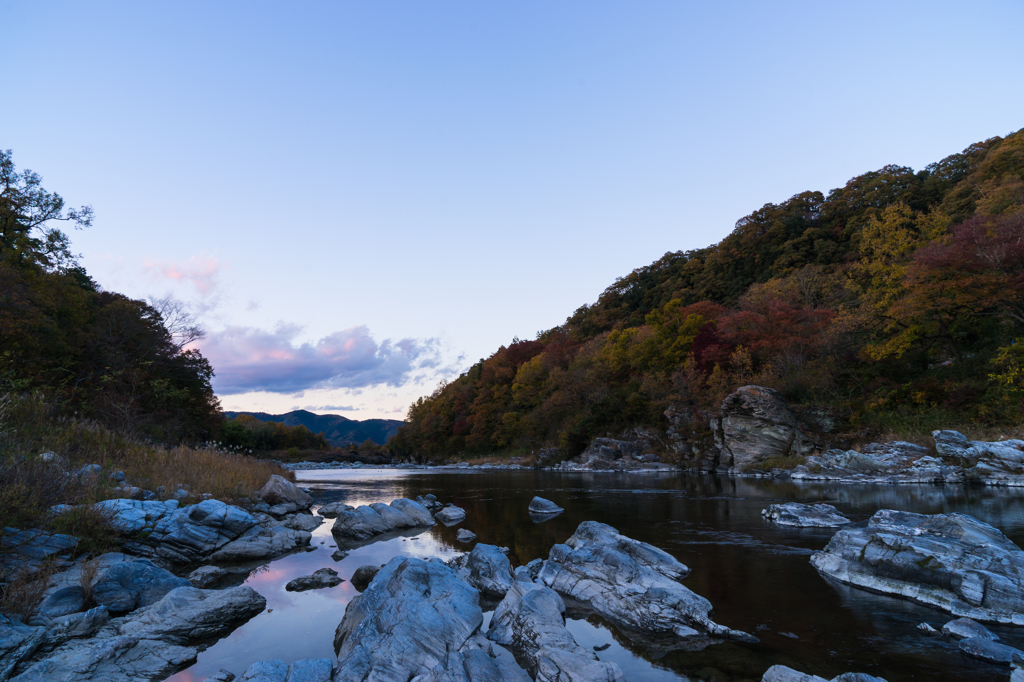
[[761, 667, 888, 681], [958, 636, 1024, 665], [487, 581, 625, 682], [235, 657, 333, 682], [436, 505, 467, 526], [456, 529, 477, 543], [762, 503, 850, 527], [331, 499, 435, 544], [537, 521, 755, 647], [286, 568, 344, 592], [187, 566, 228, 589], [528, 498, 563, 515], [333, 557, 486, 681], [810, 510, 1024, 624], [941, 617, 998, 640]]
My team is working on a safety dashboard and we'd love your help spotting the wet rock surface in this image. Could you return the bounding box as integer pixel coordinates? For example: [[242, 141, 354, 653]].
[[139, 499, 260, 564], [528, 497, 563, 515], [537, 521, 755, 647], [761, 667, 888, 681], [452, 544, 514, 600], [435, 505, 467, 526], [331, 498, 435, 544], [235, 658, 334, 682], [487, 581, 625, 682], [257, 475, 313, 510], [762, 503, 850, 527], [285, 568, 344, 592], [456, 529, 476, 543], [811, 510, 1024, 623], [349, 565, 381, 592]]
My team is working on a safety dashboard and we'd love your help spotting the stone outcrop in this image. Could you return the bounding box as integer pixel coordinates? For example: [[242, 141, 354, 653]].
[[89, 559, 191, 616], [235, 658, 334, 682], [92, 499, 180, 534], [934, 430, 1024, 486], [209, 525, 311, 563], [790, 441, 951, 484], [715, 386, 815, 470], [276, 513, 323, 533], [528, 498, 563, 515], [555, 438, 676, 472], [811, 510, 1024, 624], [761, 666, 887, 682], [10, 586, 265, 682], [332, 557, 485, 681], [537, 521, 755, 647], [331, 499, 435, 545], [761, 503, 850, 527], [957, 637, 1024, 665], [140, 500, 260, 564], [286, 568, 344, 592], [456, 529, 476, 543], [187, 566, 227, 589], [257, 475, 313, 512], [435, 505, 467, 526], [941, 617, 998, 640], [452, 544, 514, 600], [487, 581, 625, 682], [317, 501, 353, 518]]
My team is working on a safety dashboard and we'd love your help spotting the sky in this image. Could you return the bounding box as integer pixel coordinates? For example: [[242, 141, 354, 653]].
[[3, 1, 1023, 420]]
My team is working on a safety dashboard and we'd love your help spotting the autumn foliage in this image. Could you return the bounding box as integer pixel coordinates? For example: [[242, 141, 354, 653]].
[[392, 128, 1024, 459]]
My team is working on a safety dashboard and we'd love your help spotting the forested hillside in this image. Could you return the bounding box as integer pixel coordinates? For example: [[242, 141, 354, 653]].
[[224, 410, 403, 447], [0, 150, 221, 442], [391, 128, 1024, 459]]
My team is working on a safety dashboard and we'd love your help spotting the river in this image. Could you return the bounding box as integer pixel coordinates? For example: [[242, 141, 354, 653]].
[[165, 469, 1024, 681]]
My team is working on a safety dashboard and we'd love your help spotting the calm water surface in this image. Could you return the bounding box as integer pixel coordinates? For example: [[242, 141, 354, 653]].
[[166, 470, 1024, 682]]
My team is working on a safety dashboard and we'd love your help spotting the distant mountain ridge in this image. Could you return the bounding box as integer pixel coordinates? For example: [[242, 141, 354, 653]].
[[224, 409, 403, 447]]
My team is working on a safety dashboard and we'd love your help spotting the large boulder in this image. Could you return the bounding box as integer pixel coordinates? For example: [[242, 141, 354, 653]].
[[257, 475, 313, 510], [792, 442, 950, 484], [453, 544, 514, 600], [331, 499, 435, 545], [762, 503, 850, 527], [811, 510, 1024, 623], [435, 506, 466, 526], [528, 498, 563, 515], [92, 499, 180, 534], [716, 386, 815, 470], [934, 430, 1024, 485], [11, 586, 265, 682], [537, 521, 754, 647], [144, 500, 259, 564], [333, 557, 486, 681], [286, 568, 344, 592], [209, 525, 311, 563], [487, 581, 625, 682], [90, 559, 190, 615]]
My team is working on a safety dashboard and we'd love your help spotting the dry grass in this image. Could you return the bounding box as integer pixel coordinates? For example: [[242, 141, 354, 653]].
[[0, 560, 58, 620], [0, 393, 291, 559], [460, 450, 540, 467], [79, 557, 100, 603]]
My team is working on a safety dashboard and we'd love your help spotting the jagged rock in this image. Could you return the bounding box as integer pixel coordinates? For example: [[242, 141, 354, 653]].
[[811, 510, 1024, 623], [456, 529, 476, 543], [716, 386, 815, 470], [257, 475, 313, 510], [487, 581, 625, 682], [761, 503, 850, 527], [1, 529, 78, 566], [37, 587, 85, 620], [39, 607, 110, 651], [331, 550, 349, 562], [144, 500, 259, 564], [528, 498, 563, 515], [958, 637, 1024, 665], [234, 657, 334, 682], [333, 557, 484, 681], [0, 614, 46, 680], [317, 501, 353, 518], [934, 430, 1024, 485], [277, 513, 324, 532], [286, 568, 344, 592], [761, 668, 888, 682], [793, 442, 950, 484], [12, 586, 265, 682], [537, 521, 754, 647], [202, 670, 236, 682], [454, 544, 514, 600], [415, 494, 443, 511], [209, 525, 311, 563], [525, 559, 543, 579], [349, 565, 381, 593], [559, 438, 640, 471], [188, 566, 227, 588], [331, 499, 436, 543], [916, 622, 940, 636], [91, 559, 190, 615], [436, 505, 467, 526], [942, 617, 999, 640]]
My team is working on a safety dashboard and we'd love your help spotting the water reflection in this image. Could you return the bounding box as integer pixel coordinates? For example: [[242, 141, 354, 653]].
[[166, 471, 1024, 681]]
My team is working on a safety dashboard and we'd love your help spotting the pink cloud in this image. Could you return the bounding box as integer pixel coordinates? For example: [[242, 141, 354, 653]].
[[197, 324, 454, 395], [143, 254, 222, 294]]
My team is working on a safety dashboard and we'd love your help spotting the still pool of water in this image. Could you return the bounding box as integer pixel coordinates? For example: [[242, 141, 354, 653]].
[[166, 471, 1024, 681]]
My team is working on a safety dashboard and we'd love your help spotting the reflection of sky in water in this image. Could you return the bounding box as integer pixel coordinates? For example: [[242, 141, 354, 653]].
[[166, 470, 1024, 682]]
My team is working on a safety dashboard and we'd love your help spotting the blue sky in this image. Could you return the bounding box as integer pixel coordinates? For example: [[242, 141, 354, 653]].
[[3, 1, 1023, 419]]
